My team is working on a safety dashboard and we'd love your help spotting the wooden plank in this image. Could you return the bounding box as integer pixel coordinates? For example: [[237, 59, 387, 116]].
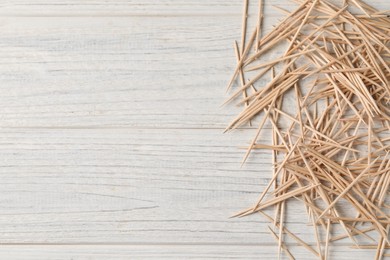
[[0, 0, 293, 16], [0, 128, 383, 248], [0, 245, 380, 259], [0, 16, 242, 129], [0, 0, 386, 16], [0, 128, 273, 244], [0, 2, 387, 129]]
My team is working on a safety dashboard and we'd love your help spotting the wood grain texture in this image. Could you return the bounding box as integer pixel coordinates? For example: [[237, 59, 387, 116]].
[[0, 0, 388, 259], [0, 0, 291, 16], [0, 245, 379, 259], [0, 16, 238, 128]]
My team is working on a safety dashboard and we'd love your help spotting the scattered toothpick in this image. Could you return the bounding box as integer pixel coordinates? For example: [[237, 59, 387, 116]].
[[225, 0, 390, 258]]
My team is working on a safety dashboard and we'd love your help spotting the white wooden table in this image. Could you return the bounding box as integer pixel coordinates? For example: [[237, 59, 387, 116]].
[[0, 0, 387, 259]]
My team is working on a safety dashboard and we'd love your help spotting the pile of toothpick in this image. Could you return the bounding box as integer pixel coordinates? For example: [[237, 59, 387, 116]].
[[225, 0, 390, 258]]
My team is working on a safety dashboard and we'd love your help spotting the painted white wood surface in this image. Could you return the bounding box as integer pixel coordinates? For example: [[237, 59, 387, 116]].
[[0, 245, 383, 259], [0, 0, 388, 259]]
